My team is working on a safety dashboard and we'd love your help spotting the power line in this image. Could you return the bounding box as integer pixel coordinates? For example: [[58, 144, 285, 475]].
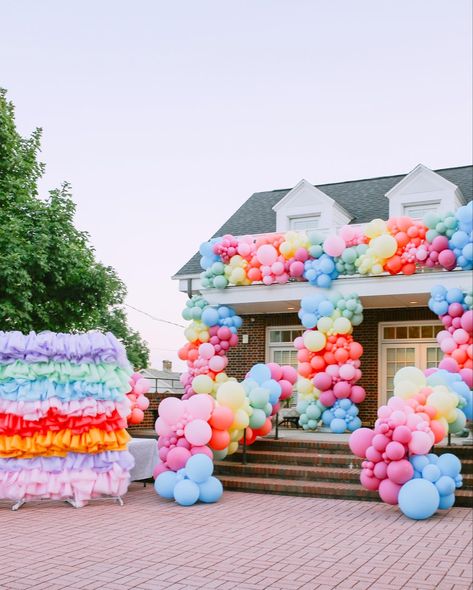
[[124, 303, 185, 328]]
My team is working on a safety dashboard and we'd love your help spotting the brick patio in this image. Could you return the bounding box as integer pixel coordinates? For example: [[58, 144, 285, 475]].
[[0, 484, 471, 590]]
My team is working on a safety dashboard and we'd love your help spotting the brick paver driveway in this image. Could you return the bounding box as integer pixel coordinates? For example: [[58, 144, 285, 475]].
[[0, 483, 471, 590]]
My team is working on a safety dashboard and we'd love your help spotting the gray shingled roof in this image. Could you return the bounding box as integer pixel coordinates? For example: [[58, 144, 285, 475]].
[[175, 165, 472, 277]]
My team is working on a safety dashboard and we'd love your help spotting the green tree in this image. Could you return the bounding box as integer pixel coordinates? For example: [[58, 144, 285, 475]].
[[0, 88, 150, 368]]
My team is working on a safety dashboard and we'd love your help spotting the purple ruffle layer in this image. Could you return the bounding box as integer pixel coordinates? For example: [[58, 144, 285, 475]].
[[0, 451, 135, 473], [0, 331, 128, 366]]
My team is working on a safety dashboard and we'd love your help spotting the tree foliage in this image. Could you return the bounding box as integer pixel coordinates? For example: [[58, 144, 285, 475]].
[[0, 88, 149, 368]]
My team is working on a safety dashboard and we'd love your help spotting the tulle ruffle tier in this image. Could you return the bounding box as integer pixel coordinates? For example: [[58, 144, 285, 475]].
[[0, 462, 132, 502], [0, 397, 130, 420], [0, 330, 129, 367], [0, 450, 135, 473], [0, 428, 130, 458]]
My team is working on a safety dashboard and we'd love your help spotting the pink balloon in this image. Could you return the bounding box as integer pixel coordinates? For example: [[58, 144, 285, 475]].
[[199, 343, 215, 360], [333, 381, 351, 399], [339, 225, 356, 242], [257, 244, 278, 266], [366, 446, 383, 462], [294, 337, 304, 350], [440, 338, 457, 354], [432, 235, 449, 252], [155, 417, 172, 436], [408, 430, 433, 455], [134, 379, 150, 395], [392, 425, 412, 444], [313, 373, 332, 391], [184, 419, 212, 446], [158, 447, 169, 461], [159, 397, 185, 425], [453, 329, 469, 345], [187, 394, 214, 421], [373, 461, 388, 480], [372, 434, 390, 452], [438, 358, 459, 373], [190, 445, 214, 459], [349, 427, 375, 457], [339, 364, 356, 381], [131, 372, 142, 383], [289, 261, 305, 277], [461, 310, 473, 333], [282, 366, 298, 384], [388, 397, 406, 411], [326, 365, 340, 378], [385, 441, 406, 461], [319, 391, 336, 407], [460, 368, 473, 388], [448, 302, 464, 317], [153, 463, 169, 478], [176, 438, 191, 449], [217, 327, 232, 341], [387, 459, 414, 485], [166, 446, 191, 471], [295, 248, 309, 262], [438, 249, 456, 270], [209, 355, 226, 372], [377, 406, 392, 420], [323, 235, 346, 257], [237, 243, 251, 257], [360, 470, 380, 491], [279, 380, 293, 400], [378, 479, 402, 505], [136, 395, 150, 411], [267, 362, 283, 381]]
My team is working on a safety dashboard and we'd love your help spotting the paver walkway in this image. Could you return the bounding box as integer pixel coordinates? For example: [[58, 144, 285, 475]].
[[0, 483, 471, 590]]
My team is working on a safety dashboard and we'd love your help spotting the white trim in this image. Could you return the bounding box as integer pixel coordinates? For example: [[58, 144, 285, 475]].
[[377, 320, 441, 407], [265, 325, 302, 363], [385, 164, 462, 199]]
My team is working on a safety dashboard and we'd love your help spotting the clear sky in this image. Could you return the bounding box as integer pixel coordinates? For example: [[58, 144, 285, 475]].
[[1, 0, 471, 371]]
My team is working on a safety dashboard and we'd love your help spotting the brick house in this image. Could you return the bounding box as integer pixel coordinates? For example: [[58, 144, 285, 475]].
[[173, 164, 472, 427]]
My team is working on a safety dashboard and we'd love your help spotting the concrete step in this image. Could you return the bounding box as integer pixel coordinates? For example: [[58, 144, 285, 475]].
[[228, 449, 361, 467], [219, 475, 473, 507]]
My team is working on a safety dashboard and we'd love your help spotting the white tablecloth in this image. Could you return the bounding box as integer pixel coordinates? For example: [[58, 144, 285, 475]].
[[128, 438, 158, 481]]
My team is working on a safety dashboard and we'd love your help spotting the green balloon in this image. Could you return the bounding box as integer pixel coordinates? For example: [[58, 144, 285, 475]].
[[249, 408, 267, 429], [448, 410, 467, 434], [249, 388, 270, 409], [306, 405, 321, 420], [191, 307, 202, 320], [213, 275, 228, 289], [299, 414, 308, 425], [342, 248, 357, 264]]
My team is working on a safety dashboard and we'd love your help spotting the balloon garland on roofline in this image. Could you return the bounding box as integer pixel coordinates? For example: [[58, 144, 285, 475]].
[[198, 202, 473, 289]]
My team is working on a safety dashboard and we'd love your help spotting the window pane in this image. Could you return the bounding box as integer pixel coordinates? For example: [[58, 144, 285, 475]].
[[403, 203, 439, 219], [406, 348, 416, 362], [269, 331, 280, 343], [281, 330, 292, 342], [433, 325, 443, 336], [384, 327, 396, 339], [408, 326, 420, 339], [396, 326, 408, 339], [421, 325, 433, 338], [290, 216, 320, 231], [387, 349, 396, 361]]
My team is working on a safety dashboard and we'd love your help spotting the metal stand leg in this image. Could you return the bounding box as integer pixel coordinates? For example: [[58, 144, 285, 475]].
[[115, 496, 124, 507], [11, 500, 25, 511], [275, 412, 279, 440], [242, 428, 247, 465]]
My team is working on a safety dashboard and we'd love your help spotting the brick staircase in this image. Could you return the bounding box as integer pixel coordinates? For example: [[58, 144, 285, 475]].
[[214, 437, 473, 507]]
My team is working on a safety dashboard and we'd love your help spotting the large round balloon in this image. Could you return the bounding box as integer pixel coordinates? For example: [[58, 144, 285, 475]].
[[398, 479, 440, 520]]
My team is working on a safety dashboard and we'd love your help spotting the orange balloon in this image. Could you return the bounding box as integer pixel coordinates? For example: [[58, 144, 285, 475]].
[[128, 408, 144, 425], [385, 255, 402, 274], [452, 348, 468, 365], [310, 356, 326, 371], [402, 262, 416, 275], [334, 348, 349, 364], [349, 342, 364, 359], [395, 232, 409, 247], [208, 429, 231, 451], [254, 418, 272, 437], [431, 419, 447, 444], [209, 406, 234, 430], [297, 349, 311, 363], [323, 352, 336, 365], [298, 362, 312, 378]]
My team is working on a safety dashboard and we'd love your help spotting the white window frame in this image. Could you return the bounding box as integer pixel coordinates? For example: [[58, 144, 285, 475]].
[[402, 200, 440, 219], [288, 213, 321, 232], [377, 320, 441, 407]]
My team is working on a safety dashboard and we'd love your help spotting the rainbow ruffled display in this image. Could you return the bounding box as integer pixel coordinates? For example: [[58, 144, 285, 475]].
[[0, 331, 134, 506]]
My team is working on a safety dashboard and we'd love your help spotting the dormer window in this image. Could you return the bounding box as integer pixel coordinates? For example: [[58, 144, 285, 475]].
[[289, 214, 321, 232], [403, 201, 440, 219]]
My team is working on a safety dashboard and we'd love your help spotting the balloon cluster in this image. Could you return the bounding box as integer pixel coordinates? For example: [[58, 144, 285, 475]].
[[155, 453, 223, 506], [126, 372, 150, 425], [294, 292, 366, 432], [349, 366, 466, 519], [428, 286, 473, 384], [179, 296, 242, 398], [199, 207, 472, 290]]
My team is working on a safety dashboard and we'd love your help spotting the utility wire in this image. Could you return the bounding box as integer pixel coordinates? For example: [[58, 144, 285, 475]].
[[124, 303, 185, 328]]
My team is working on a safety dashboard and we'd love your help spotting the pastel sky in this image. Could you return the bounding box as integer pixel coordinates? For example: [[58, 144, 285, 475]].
[[1, 0, 471, 371]]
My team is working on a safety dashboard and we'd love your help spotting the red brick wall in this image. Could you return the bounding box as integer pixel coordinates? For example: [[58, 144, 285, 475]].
[[226, 307, 435, 427]]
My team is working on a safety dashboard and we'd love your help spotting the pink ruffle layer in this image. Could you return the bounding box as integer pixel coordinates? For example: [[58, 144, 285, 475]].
[[0, 463, 131, 502], [0, 398, 130, 420]]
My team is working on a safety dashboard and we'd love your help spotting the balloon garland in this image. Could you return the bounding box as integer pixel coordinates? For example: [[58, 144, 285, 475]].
[[126, 372, 151, 426], [0, 331, 134, 507], [199, 202, 473, 289], [295, 292, 366, 432]]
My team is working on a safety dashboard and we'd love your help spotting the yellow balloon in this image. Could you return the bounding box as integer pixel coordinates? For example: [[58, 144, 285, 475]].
[[227, 441, 239, 455], [371, 234, 397, 259], [303, 330, 326, 352], [232, 408, 250, 429], [297, 377, 314, 396], [394, 367, 426, 389], [317, 317, 333, 333], [365, 218, 387, 239], [216, 381, 246, 411], [394, 380, 419, 400], [192, 375, 214, 395], [333, 317, 352, 335]]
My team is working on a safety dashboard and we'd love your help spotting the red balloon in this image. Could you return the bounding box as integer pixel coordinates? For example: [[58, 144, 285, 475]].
[[209, 406, 234, 430], [208, 429, 231, 451]]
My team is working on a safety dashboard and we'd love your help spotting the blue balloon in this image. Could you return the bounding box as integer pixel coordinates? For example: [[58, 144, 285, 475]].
[[410, 455, 430, 472], [318, 300, 334, 316], [431, 285, 447, 299], [201, 307, 220, 327], [334, 408, 346, 419], [218, 306, 231, 318], [398, 480, 440, 520], [155, 471, 178, 499], [330, 418, 347, 434], [426, 453, 439, 464], [422, 464, 441, 482], [435, 475, 456, 496], [437, 453, 462, 478], [347, 417, 362, 431], [248, 363, 272, 385], [438, 493, 456, 510], [339, 399, 352, 410], [302, 312, 318, 329], [198, 476, 223, 503], [185, 454, 214, 484], [301, 295, 324, 311], [322, 409, 334, 426], [173, 479, 200, 506], [317, 274, 332, 288], [446, 288, 464, 304]]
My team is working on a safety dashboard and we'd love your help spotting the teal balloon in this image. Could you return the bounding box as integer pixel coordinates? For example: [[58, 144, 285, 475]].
[[296, 400, 309, 414], [213, 275, 228, 289], [398, 480, 439, 519], [198, 476, 223, 503], [342, 248, 357, 264], [307, 419, 318, 430], [212, 448, 228, 461], [299, 414, 308, 425], [306, 405, 321, 420], [249, 388, 270, 409], [249, 408, 267, 429], [155, 471, 177, 499], [173, 479, 200, 506], [448, 410, 467, 434], [264, 402, 273, 416]]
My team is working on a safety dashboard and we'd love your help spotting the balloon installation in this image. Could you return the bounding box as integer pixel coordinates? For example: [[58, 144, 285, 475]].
[[349, 366, 470, 520], [199, 202, 472, 289], [295, 292, 366, 433], [126, 373, 150, 426], [0, 331, 134, 507], [154, 295, 298, 505]]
